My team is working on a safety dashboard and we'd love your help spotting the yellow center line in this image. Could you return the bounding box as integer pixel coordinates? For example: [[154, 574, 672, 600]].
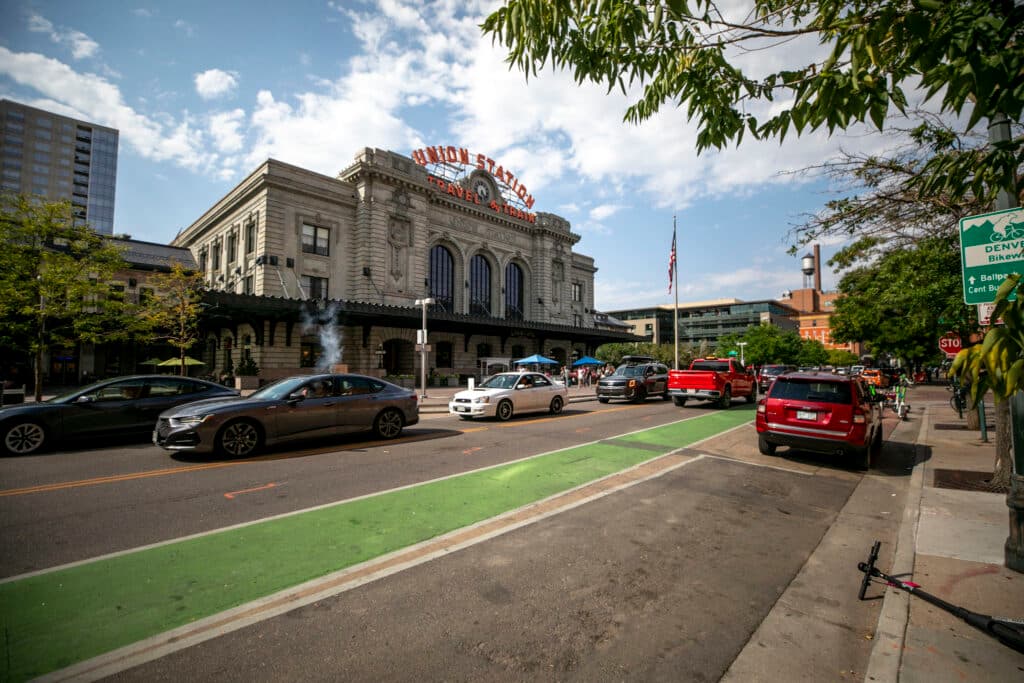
[[0, 461, 245, 496], [0, 405, 645, 497]]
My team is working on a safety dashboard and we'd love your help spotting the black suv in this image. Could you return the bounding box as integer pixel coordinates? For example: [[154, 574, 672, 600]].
[[596, 356, 670, 403]]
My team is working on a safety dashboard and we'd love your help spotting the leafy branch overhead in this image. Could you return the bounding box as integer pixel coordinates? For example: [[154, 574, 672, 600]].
[[483, 0, 1024, 202]]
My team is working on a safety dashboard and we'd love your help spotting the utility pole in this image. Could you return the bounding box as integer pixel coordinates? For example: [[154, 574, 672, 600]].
[[414, 297, 435, 399]]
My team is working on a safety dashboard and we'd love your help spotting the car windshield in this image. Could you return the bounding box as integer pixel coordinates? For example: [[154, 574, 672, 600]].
[[480, 374, 521, 389], [616, 365, 645, 377], [771, 379, 852, 403], [762, 366, 788, 376], [248, 376, 315, 400]]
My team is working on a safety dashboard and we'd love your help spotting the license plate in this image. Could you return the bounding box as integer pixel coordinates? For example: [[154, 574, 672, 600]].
[[796, 410, 816, 421], [454, 406, 468, 412], [686, 389, 697, 395]]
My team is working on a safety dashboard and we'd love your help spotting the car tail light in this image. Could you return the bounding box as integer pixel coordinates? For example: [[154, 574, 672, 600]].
[[853, 407, 866, 424], [757, 400, 766, 413]]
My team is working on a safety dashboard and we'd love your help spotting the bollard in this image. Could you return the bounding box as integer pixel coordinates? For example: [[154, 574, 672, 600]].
[[979, 400, 988, 442]]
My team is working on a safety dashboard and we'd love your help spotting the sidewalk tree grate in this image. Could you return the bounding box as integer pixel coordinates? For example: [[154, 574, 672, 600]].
[[932, 468, 1008, 494]]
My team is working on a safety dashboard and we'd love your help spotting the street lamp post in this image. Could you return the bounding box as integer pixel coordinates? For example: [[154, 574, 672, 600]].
[[375, 343, 385, 369], [414, 297, 435, 398], [737, 342, 748, 366]]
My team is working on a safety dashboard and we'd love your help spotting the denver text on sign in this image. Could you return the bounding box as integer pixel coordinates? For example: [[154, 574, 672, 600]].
[[959, 207, 1024, 305]]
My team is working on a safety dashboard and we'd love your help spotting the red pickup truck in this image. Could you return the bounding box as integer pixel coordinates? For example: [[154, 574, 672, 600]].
[[667, 357, 757, 408]]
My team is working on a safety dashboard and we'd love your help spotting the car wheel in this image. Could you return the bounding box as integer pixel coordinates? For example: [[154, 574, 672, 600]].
[[496, 400, 514, 421], [745, 387, 757, 404], [661, 390, 671, 401], [549, 396, 564, 414], [870, 429, 883, 462], [852, 445, 871, 471], [673, 396, 687, 407], [717, 386, 732, 409], [373, 408, 404, 439], [2, 421, 48, 456], [632, 388, 646, 404], [598, 397, 610, 404], [216, 419, 262, 457], [757, 434, 776, 456]]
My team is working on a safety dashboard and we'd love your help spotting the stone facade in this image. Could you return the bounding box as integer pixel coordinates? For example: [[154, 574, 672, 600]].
[[172, 149, 619, 380]]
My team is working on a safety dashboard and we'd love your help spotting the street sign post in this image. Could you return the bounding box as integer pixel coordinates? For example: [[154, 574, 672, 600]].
[[939, 334, 962, 358], [959, 207, 1024, 304]]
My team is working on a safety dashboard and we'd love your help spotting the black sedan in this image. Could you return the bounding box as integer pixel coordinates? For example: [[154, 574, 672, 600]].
[[0, 375, 239, 456], [154, 373, 419, 458]]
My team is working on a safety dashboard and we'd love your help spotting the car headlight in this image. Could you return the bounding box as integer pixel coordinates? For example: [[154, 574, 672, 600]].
[[475, 396, 490, 404], [171, 414, 211, 427]]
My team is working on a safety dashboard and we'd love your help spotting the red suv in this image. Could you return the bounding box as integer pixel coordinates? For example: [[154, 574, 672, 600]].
[[755, 371, 883, 469]]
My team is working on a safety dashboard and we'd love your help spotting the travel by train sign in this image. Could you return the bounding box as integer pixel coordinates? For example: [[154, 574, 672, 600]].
[[959, 207, 1024, 304], [412, 146, 537, 223]]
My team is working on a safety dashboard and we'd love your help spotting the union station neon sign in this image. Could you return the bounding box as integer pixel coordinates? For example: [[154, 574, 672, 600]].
[[412, 145, 537, 223]]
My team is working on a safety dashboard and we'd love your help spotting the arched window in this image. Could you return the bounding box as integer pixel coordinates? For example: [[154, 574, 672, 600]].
[[429, 245, 454, 311], [505, 263, 524, 321], [469, 254, 491, 316]]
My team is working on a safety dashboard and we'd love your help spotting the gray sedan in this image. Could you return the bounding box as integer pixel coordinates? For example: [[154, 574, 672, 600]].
[[154, 373, 419, 457]]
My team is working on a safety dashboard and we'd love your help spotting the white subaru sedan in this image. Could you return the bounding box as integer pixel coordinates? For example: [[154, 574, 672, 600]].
[[448, 371, 568, 421]]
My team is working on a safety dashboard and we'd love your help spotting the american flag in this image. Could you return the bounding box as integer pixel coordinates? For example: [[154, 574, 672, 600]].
[[668, 225, 677, 293]]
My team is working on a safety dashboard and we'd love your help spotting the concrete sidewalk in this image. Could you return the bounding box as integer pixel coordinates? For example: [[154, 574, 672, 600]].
[[866, 384, 1024, 681]]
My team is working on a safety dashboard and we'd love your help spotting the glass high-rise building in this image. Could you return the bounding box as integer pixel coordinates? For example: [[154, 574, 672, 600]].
[[1, 99, 118, 235]]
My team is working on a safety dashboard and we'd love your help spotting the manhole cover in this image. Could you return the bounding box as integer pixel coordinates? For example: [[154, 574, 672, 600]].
[[933, 423, 994, 430], [932, 468, 1008, 494]]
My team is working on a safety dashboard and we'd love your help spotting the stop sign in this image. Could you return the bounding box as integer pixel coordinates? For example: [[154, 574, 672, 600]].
[[939, 334, 962, 357]]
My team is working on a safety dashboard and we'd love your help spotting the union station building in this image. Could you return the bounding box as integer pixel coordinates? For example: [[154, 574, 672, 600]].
[[167, 147, 637, 382]]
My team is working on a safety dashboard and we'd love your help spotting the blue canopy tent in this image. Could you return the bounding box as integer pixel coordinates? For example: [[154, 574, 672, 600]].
[[572, 355, 605, 367], [513, 354, 558, 367]]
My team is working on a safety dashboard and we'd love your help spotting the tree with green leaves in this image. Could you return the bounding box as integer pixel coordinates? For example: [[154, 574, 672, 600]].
[[949, 274, 1024, 488], [0, 193, 139, 399], [483, 1, 1023, 204], [139, 262, 206, 377], [829, 236, 972, 367]]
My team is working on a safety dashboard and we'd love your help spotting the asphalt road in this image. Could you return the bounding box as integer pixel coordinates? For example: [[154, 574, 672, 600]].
[[1, 399, 911, 680], [2, 400, 737, 577]]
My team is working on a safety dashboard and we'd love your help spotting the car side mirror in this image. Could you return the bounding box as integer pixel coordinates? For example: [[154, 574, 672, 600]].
[[288, 391, 307, 402], [74, 395, 94, 404]]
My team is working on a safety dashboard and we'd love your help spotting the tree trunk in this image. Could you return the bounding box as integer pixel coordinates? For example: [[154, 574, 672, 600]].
[[34, 345, 43, 402], [966, 402, 981, 429], [993, 400, 1012, 489]]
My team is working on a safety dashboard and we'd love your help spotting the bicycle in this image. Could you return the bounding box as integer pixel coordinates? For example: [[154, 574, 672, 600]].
[[946, 380, 968, 416]]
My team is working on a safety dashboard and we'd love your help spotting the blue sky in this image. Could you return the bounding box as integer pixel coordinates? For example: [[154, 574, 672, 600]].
[[0, 0, 902, 311]]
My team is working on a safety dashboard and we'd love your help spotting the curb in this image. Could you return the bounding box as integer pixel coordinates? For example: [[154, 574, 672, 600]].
[[864, 405, 929, 682]]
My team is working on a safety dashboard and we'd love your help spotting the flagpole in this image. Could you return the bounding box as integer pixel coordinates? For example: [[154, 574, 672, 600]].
[[673, 215, 679, 370]]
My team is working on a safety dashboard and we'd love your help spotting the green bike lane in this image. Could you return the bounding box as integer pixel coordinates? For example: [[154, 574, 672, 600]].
[[1, 406, 754, 681]]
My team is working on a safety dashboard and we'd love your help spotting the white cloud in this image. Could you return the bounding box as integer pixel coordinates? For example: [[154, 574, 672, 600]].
[[0, 47, 213, 171], [208, 109, 246, 153], [27, 14, 100, 60], [589, 204, 626, 222], [194, 69, 239, 100], [174, 19, 195, 37]]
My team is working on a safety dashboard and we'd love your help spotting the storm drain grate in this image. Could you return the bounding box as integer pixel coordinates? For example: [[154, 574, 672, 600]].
[[932, 468, 1008, 494]]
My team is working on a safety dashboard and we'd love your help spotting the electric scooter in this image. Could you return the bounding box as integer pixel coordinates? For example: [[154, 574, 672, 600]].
[[857, 541, 1024, 654]]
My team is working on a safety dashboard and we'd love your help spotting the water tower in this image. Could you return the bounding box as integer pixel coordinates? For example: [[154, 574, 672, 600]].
[[801, 252, 816, 289]]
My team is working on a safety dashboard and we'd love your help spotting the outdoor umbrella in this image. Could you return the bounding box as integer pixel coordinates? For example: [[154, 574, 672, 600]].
[[158, 356, 205, 367], [572, 355, 605, 367], [139, 357, 166, 367], [513, 354, 558, 365]]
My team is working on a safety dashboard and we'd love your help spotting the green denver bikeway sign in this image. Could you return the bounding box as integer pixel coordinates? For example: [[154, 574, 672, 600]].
[[960, 207, 1024, 305]]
